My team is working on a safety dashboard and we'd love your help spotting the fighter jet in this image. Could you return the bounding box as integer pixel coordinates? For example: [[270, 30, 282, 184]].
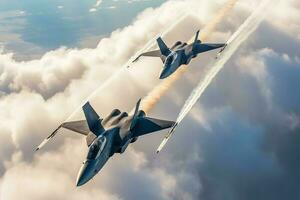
[[36, 99, 175, 186], [131, 30, 226, 79]]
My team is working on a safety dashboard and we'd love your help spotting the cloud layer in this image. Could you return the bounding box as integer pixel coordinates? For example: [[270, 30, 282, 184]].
[[0, 0, 300, 199]]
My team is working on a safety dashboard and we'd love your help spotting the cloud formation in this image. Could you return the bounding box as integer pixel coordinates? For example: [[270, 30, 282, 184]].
[[0, 0, 219, 199], [0, 0, 300, 199], [90, 0, 103, 12]]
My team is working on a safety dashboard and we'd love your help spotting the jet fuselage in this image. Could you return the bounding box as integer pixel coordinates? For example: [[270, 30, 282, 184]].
[[160, 42, 192, 79], [76, 110, 141, 186], [37, 99, 175, 187], [132, 30, 226, 79]]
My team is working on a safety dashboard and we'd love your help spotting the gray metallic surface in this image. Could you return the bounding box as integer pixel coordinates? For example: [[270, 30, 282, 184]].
[[36, 99, 175, 186], [132, 30, 226, 79]]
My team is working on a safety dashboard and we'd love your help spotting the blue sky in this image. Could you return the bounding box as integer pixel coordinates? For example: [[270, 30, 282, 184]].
[[1, 0, 300, 199], [0, 0, 165, 59]]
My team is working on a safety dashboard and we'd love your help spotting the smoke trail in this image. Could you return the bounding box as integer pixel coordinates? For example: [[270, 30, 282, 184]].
[[177, 0, 273, 124], [156, 0, 275, 153], [67, 0, 238, 121], [141, 0, 239, 113], [65, 13, 189, 121]]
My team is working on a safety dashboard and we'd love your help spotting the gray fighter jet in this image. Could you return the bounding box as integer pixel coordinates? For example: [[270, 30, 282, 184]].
[[131, 30, 226, 79], [36, 99, 175, 186]]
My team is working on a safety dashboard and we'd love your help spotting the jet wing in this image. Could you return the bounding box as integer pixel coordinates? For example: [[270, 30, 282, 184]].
[[131, 50, 164, 63], [61, 120, 89, 135], [191, 43, 226, 55], [35, 120, 89, 151], [133, 117, 175, 137]]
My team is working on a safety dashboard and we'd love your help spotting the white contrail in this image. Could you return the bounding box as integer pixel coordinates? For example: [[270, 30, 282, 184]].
[[141, 0, 239, 113], [65, 12, 188, 121], [67, 0, 239, 121], [177, 0, 273, 123], [157, 0, 275, 153], [37, 9, 190, 151]]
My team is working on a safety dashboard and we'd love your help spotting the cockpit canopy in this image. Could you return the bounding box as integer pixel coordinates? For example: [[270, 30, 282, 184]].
[[87, 136, 107, 160], [165, 52, 177, 66]]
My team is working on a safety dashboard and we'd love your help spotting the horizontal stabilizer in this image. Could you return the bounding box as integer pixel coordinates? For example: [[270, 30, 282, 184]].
[[133, 117, 175, 137], [192, 43, 226, 55]]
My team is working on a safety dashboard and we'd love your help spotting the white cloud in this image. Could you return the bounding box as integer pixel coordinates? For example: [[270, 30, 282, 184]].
[[266, 0, 300, 40], [90, 0, 103, 12], [95, 0, 103, 8], [0, 0, 213, 198], [89, 8, 97, 12], [0, 0, 299, 199], [108, 6, 116, 9]]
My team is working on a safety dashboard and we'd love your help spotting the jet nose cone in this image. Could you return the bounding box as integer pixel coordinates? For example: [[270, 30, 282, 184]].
[[160, 68, 169, 79], [76, 177, 85, 187], [76, 161, 95, 187]]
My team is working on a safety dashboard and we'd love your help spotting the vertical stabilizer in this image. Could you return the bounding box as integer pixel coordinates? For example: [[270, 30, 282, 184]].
[[130, 99, 142, 130], [157, 37, 171, 57], [83, 102, 104, 134], [192, 30, 201, 51]]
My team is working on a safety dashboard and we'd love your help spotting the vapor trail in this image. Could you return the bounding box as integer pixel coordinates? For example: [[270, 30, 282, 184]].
[[65, 12, 189, 121], [141, 0, 239, 113], [176, 0, 272, 124], [67, 0, 238, 121], [156, 0, 274, 153], [157, 0, 271, 153]]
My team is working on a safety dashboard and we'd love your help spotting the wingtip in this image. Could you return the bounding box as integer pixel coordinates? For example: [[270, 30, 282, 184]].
[[170, 122, 178, 132], [132, 57, 139, 63], [155, 122, 178, 153], [216, 44, 228, 58]]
